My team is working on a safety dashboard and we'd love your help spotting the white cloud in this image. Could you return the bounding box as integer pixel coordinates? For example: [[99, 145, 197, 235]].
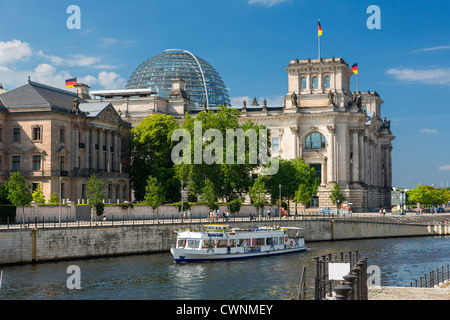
[[0, 39, 33, 65], [37, 51, 102, 68], [248, 0, 290, 7], [0, 39, 126, 91], [386, 67, 450, 85], [419, 128, 438, 134], [411, 45, 450, 53], [0, 63, 72, 90], [438, 164, 450, 172], [97, 71, 126, 90], [100, 38, 135, 48]]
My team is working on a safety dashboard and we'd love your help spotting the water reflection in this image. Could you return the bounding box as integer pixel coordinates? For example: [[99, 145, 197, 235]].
[[0, 236, 448, 300]]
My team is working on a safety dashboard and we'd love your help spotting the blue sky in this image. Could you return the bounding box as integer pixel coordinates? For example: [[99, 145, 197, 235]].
[[0, 0, 449, 189]]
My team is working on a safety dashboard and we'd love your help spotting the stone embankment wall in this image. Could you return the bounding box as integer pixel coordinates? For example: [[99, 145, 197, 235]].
[[1, 219, 449, 266]]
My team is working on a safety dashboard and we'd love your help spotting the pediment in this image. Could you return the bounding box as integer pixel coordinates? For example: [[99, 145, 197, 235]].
[[56, 146, 70, 155], [302, 151, 327, 160], [8, 146, 24, 154], [96, 104, 122, 123], [28, 146, 46, 154]]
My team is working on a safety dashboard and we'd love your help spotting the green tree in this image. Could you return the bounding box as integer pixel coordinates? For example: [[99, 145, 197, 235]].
[[0, 183, 11, 205], [294, 183, 316, 214], [144, 176, 166, 220], [32, 183, 45, 204], [175, 105, 269, 201], [200, 179, 218, 210], [87, 174, 106, 217], [49, 192, 59, 204], [248, 176, 268, 218], [329, 183, 346, 212], [407, 184, 450, 207], [6, 171, 33, 225], [264, 158, 319, 213], [130, 114, 180, 202], [228, 197, 243, 215]]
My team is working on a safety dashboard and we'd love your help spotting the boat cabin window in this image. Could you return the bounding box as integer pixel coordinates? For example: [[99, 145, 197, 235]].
[[186, 240, 200, 249], [177, 239, 187, 248], [238, 239, 246, 247], [229, 239, 236, 247], [202, 240, 214, 249], [216, 240, 228, 248]]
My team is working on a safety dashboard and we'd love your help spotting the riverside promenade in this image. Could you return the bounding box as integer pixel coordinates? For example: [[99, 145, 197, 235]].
[[369, 284, 450, 300]]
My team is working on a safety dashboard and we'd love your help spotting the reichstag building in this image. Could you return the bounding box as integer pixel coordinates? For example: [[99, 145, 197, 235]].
[[89, 49, 394, 211], [0, 49, 394, 211]]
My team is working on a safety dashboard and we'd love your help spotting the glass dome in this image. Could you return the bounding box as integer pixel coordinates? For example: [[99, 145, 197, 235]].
[[126, 49, 230, 109]]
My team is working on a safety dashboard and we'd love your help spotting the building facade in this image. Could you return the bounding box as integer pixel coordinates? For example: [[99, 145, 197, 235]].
[[87, 56, 394, 211], [0, 80, 131, 204]]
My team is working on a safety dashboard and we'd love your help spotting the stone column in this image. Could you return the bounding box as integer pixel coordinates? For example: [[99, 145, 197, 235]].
[[290, 126, 299, 159], [306, 73, 311, 92], [113, 131, 119, 172], [73, 125, 79, 169], [90, 128, 96, 170], [84, 129, 90, 170], [338, 123, 349, 185], [327, 125, 336, 183], [352, 129, 360, 183], [105, 130, 111, 172], [98, 129, 105, 171], [359, 133, 365, 185]]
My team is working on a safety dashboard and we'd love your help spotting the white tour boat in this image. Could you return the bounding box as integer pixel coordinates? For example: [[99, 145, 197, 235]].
[[170, 224, 306, 262]]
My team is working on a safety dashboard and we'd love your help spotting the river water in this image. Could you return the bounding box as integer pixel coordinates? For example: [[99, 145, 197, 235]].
[[1, 236, 449, 300]]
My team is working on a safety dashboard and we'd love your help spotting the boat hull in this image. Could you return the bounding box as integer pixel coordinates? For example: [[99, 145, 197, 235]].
[[170, 246, 307, 263]]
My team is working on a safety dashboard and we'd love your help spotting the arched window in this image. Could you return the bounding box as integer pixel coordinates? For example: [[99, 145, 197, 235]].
[[300, 77, 307, 89], [305, 132, 326, 150], [324, 76, 330, 88], [312, 77, 319, 89]]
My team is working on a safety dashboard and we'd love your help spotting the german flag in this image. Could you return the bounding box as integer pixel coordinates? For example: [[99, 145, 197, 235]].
[[352, 63, 358, 75], [66, 78, 77, 89], [318, 20, 323, 37]]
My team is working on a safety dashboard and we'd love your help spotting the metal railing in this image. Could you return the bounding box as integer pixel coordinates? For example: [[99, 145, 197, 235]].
[[314, 250, 369, 300], [410, 265, 450, 288], [297, 266, 307, 300], [1, 211, 448, 230]]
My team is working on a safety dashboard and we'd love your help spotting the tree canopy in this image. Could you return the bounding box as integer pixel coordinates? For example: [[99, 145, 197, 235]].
[[407, 185, 450, 206], [263, 158, 319, 211], [174, 105, 269, 202], [130, 114, 181, 202]]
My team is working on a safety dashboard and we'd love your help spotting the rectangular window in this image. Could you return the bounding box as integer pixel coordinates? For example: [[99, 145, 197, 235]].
[[12, 156, 20, 171], [82, 184, 86, 200], [310, 164, 322, 183], [60, 128, 65, 143], [0, 156, 2, 170], [13, 128, 20, 142], [32, 126, 41, 141], [33, 155, 41, 170], [272, 137, 280, 151], [60, 156, 65, 171], [0, 127, 3, 142]]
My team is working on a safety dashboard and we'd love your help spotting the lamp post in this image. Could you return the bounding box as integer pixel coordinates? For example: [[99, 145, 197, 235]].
[[279, 184, 282, 217], [59, 176, 63, 225], [181, 181, 184, 219]]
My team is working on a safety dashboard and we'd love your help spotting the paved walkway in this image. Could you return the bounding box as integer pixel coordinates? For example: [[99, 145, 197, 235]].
[[369, 285, 450, 300]]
